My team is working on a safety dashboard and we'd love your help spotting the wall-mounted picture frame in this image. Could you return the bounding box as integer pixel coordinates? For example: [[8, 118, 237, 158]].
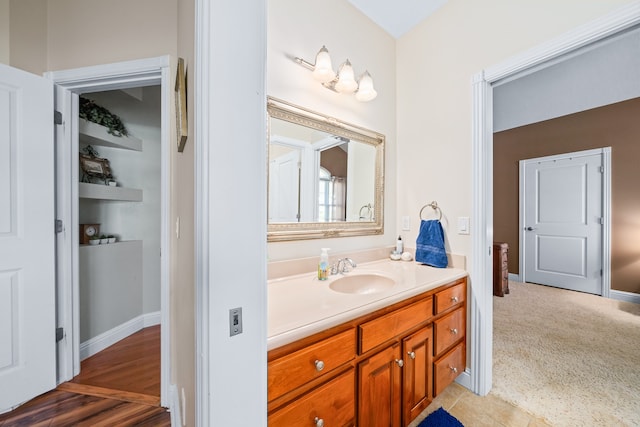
[[175, 57, 188, 152], [80, 153, 113, 182]]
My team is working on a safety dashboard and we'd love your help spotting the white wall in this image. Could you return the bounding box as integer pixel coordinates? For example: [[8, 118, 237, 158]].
[[79, 87, 162, 315], [494, 26, 640, 132], [267, 0, 397, 261], [396, 0, 636, 276]]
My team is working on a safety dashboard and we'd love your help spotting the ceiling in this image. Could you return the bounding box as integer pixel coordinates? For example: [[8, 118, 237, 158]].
[[347, 0, 448, 39]]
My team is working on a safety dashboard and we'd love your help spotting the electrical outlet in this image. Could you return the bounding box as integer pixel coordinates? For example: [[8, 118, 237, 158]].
[[229, 307, 243, 336]]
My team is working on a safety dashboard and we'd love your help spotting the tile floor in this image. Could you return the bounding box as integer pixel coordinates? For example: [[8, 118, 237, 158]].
[[408, 383, 553, 427]]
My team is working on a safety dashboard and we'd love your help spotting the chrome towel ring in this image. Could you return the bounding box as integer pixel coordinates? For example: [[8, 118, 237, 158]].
[[419, 201, 442, 221]]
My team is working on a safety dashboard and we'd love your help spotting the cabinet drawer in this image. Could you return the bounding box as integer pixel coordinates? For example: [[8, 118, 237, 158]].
[[268, 328, 356, 402], [269, 369, 355, 427], [359, 298, 433, 354], [434, 343, 464, 396], [434, 307, 464, 356], [434, 282, 465, 314]]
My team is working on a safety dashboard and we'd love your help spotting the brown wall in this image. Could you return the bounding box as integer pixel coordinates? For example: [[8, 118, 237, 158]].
[[494, 97, 640, 294]]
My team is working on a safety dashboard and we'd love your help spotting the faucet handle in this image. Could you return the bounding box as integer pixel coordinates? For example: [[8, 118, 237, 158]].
[[330, 263, 338, 275]]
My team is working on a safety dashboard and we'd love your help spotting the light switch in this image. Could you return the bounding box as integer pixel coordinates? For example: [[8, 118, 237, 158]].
[[458, 217, 470, 234]]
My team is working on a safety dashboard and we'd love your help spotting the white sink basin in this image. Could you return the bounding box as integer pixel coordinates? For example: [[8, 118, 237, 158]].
[[329, 273, 396, 295]]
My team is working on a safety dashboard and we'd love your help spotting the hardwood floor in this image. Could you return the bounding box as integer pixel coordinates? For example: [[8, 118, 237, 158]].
[[0, 326, 169, 426]]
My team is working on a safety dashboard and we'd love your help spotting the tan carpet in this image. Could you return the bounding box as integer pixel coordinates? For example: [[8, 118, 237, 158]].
[[491, 281, 640, 426]]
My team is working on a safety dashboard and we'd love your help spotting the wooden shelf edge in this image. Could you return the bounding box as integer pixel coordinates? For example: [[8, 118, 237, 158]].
[[79, 118, 142, 151], [79, 182, 143, 202]]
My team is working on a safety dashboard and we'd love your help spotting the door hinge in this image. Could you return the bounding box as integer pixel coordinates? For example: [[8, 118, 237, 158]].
[[55, 219, 63, 233], [56, 327, 64, 342], [599, 165, 604, 173], [54, 110, 63, 125], [599, 217, 605, 225], [600, 269, 603, 276]]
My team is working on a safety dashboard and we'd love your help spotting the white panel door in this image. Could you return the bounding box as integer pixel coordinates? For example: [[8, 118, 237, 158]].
[[522, 151, 603, 294], [269, 150, 300, 222], [0, 64, 55, 411]]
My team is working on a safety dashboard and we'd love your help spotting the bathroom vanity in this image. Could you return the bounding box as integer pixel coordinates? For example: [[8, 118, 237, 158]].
[[267, 260, 467, 427]]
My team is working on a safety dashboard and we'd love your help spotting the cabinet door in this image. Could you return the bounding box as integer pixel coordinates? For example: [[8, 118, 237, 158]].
[[402, 326, 433, 425], [358, 344, 402, 427]]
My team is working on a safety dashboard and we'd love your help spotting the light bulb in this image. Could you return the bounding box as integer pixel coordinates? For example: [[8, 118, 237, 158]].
[[355, 71, 377, 102], [334, 60, 358, 94], [312, 46, 336, 83]]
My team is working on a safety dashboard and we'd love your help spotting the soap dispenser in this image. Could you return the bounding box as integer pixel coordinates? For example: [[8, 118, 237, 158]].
[[318, 248, 330, 280], [396, 235, 404, 254]]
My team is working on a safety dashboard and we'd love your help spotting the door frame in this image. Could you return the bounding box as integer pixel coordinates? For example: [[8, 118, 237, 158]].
[[44, 56, 171, 407], [518, 148, 611, 296], [471, 2, 639, 396]]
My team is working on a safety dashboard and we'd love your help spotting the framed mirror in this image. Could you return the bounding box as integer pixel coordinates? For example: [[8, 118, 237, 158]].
[[267, 97, 384, 241]]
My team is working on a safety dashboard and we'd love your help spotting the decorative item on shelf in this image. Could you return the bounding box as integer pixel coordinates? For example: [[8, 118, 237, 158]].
[[79, 145, 114, 185], [295, 46, 378, 102], [88, 236, 101, 245], [99, 234, 108, 244], [79, 97, 129, 137], [80, 223, 100, 244], [107, 235, 116, 244], [107, 180, 117, 187], [175, 57, 188, 152]]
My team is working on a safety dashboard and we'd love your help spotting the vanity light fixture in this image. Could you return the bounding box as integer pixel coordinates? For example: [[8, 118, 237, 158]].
[[295, 46, 378, 102]]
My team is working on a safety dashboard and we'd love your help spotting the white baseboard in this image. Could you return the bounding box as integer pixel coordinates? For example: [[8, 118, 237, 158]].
[[80, 311, 161, 361], [609, 289, 640, 304], [455, 369, 472, 392], [169, 384, 182, 427], [508, 273, 522, 282]]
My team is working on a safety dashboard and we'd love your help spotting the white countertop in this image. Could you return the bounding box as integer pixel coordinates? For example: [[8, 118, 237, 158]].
[[268, 259, 467, 350]]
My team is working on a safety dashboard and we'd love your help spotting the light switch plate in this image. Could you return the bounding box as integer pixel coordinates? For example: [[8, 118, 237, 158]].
[[402, 216, 410, 231], [458, 217, 470, 234], [229, 307, 243, 336]]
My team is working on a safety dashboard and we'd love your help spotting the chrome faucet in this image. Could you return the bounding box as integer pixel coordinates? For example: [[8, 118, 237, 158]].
[[332, 258, 357, 274]]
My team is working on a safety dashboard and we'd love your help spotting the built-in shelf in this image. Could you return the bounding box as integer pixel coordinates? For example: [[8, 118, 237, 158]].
[[79, 182, 143, 202], [79, 240, 141, 248], [79, 118, 142, 151]]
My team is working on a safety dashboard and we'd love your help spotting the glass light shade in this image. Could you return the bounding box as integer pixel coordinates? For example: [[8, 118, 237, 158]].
[[312, 46, 336, 83], [334, 60, 358, 94], [355, 71, 377, 102]]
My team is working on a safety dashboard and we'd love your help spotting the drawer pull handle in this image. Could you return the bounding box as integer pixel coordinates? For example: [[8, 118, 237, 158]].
[[314, 360, 325, 372], [314, 417, 325, 427], [451, 296, 459, 303], [450, 328, 458, 335], [395, 359, 404, 368], [407, 351, 416, 360], [450, 366, 458, 374]]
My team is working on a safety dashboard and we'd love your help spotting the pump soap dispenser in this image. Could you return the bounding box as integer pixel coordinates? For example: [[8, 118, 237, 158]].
[[318, 248, 330, 280]]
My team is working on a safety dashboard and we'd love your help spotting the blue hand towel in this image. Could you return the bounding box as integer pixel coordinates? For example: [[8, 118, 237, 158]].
[[415, 219, 448, 268]]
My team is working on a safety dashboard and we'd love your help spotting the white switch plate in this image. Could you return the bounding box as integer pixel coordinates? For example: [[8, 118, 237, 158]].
[[458, 217, 470, 234], [402, 216, 410, 231]]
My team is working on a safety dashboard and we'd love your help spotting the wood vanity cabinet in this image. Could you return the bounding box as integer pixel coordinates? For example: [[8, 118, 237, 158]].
[[268, 277, 467, 427]]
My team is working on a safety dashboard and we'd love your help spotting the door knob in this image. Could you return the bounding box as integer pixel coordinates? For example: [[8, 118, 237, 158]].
[[395, 359, 404, 367], [525, 226, 536, 231], [314, 360, 325, 371], [407, 351, 416, 360]]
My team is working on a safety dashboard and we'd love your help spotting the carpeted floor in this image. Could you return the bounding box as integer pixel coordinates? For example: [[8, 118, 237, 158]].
[[492, 281, 640, 426]]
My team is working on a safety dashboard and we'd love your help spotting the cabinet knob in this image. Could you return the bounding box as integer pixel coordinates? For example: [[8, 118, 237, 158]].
[[450, 328, 458, 335], [407, 351, 416, 360], [450, 366, 458, 374], [314, 417, 324, 427], [314, 360, 325, 372], [451, 296, 459, 303], [395, 359, 404, 368]]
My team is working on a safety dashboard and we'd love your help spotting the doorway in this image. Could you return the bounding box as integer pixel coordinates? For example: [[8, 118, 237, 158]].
[[46, 56, 171, 408], [520, 149, 607, 295], [470, 5, 638, 396]]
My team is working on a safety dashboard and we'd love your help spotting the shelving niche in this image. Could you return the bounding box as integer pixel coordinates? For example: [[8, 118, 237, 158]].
[[79, 118, 143, 202]]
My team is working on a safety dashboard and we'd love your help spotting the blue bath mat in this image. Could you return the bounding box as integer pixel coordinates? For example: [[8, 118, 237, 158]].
[[418, 407, 464, 427]]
